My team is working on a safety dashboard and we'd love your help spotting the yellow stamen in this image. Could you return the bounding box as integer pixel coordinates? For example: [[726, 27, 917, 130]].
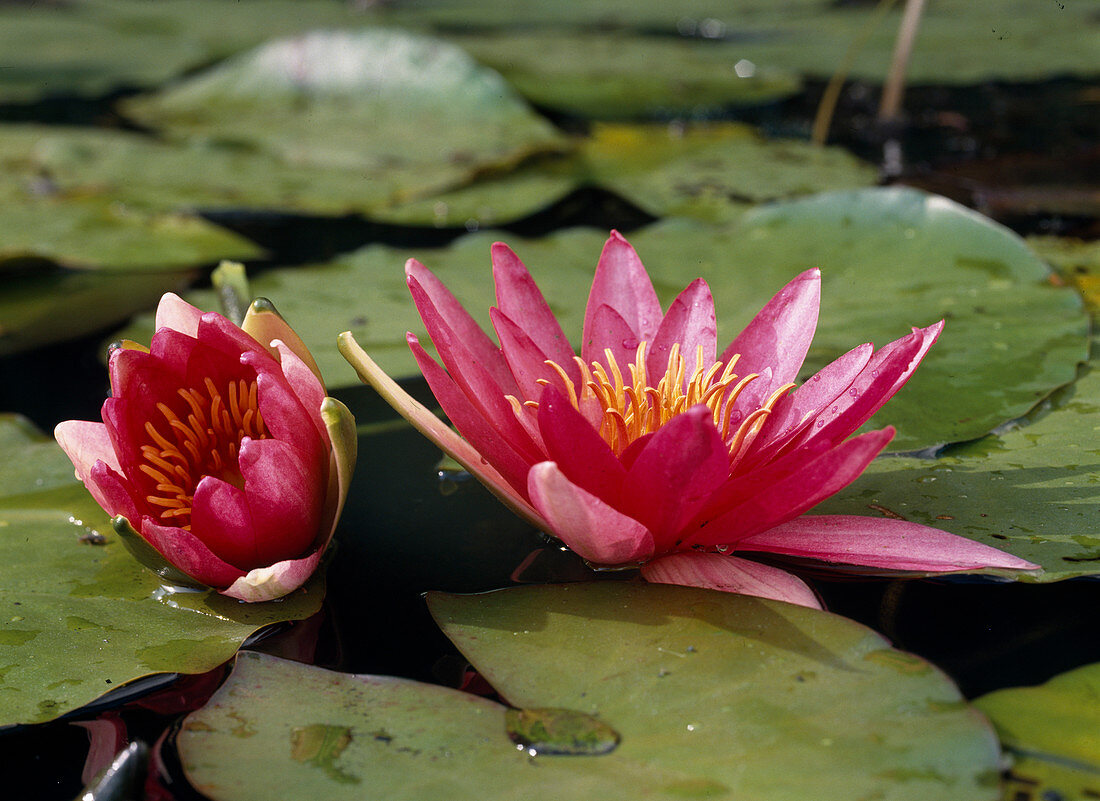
[[140, 377, 267, 525], [520, 341, 794, 467]]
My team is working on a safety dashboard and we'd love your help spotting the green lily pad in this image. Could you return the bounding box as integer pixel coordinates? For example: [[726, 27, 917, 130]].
[[377, 122, 878, 227], [0, 415, 323, 727], [1028, 235, 1100, 313], [377, 0, 1100, 93], [122, 29, 567, 203], [0, 124, 433, 217], [0, 0, 379, 104], [429, 582, 1002, 800], [117, 188, 1088, 454], [814, 352, 1100, 582], [177, 583, 1001, 800], [974, 662, 1100, 799]]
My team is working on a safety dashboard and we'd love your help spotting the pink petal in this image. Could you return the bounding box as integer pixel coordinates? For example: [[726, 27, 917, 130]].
[[641, 552, 822, 609], [339, 332, 547, 530], [241, 299, 325, 386], [582, 302, 644, 375], [271, 339, 329, 448], [719, 268, 821, 391], [686, 427, 895, 547], [222, 549, 325, 602], [251, 368, 324, 465], [154, 293, 203, 338], [406, 258, 517, 395], [139, 515, 246, 588], [55, 420, 122, 479], [582, 231, 662, 356], [536, 386, 625, 504], [195, 312, 282, 377], [238, 437, 325, 564], [621, 405, 729, 547], [527, 461, 655, 565], [738, 515, 1040, 572], [491, 307, 574, 405], [190, 475, 261, 570], [86, 461, 140, 524], [740, 343, 873, 468], [491, 242, 576, 370], [802, 322, 943, 448], [409, 334, 537, 499], [647, 278, 717, 387]]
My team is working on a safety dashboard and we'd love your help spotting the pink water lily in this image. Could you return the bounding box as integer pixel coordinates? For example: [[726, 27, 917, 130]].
[[340, 232, 1038, 608], [56, 294, 356, 602]]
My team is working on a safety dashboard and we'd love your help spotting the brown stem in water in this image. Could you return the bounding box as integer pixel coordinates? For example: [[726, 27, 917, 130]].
[[878, 0, 928, 121]]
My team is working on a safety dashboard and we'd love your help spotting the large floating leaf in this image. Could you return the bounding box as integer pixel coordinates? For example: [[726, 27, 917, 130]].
[[815, 354, 1100, 582], [177, 582, 1001, 800], [377, 0, 1100, 96], [0, 416, 323, 727], [430, 582, 1002, 800], [974, 662, 1100, 799], [0, 0, 375, 104], [123, 29, 567, 203], [117, 189, 1088, 454], [377, 122, 877, 227]]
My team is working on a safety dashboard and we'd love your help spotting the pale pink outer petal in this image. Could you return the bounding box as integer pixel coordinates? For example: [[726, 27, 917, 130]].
[[54, 420, 122, 479], [154, 292, 203, 337], [582, 231, 662, 357], [738, 515, 1040, 572], [491, 242, 576, 371], [719, 268, 820, 390], [338, 332, 548, 531], [86, 461, 140, 525], [527, 461, 655, 565], [647, 278, 717, 385], [641, 552, 822, 609], [222, 550, 324, 602], [140, 516, 246, 588]]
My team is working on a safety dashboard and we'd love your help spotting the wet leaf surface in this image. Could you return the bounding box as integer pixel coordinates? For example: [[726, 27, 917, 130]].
[[0, 416, 323, 727], [178, 582, 1002, 800]]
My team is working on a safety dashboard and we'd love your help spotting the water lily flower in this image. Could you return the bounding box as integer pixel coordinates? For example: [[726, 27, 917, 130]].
[[56, 294, 356, 602], [339, 232, 1038, 608]]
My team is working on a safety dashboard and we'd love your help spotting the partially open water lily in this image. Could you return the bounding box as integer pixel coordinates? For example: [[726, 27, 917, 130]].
[[340, 232, 1037, 608], [56, 294, 356, 602]]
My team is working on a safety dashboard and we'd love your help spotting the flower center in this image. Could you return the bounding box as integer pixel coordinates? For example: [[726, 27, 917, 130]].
[[138, 377, 267, 528], [517, 342, 793, 462]]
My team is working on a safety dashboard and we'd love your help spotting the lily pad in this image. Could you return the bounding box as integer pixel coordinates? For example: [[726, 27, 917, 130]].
[[813, 351, 1100, 582], [377, 122, 878, 227], [122, 29, 568, 203], [0, 415, 323, 727], [430, 582, 1002, 800], [377, 0, 1100, 95], [177, 582, 1001, 800], [0, 0, 378, 104], [116, 188, 1088, 454], [974, 662, 1100, 799]]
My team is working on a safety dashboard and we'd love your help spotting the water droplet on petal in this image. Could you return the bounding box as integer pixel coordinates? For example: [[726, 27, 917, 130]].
[[621, 337, 639, 350], [812, 374, 821, 382], [815, 419, 826, 428], [848, 388, 859, 398]]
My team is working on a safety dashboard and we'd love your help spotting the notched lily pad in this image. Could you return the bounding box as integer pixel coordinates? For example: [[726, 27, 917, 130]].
[[0, 415, 323, 726]]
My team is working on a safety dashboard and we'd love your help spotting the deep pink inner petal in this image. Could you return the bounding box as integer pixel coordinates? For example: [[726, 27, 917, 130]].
[[583, 303, 643, 374], [582, 231, 662, 355], [140, 514, 247, 588], [491, 242, 576, 371], [646, 278, 717, 386], [191, 474, 261, 569], [537, 385, 625, 505], [719, 268, 820, 392]]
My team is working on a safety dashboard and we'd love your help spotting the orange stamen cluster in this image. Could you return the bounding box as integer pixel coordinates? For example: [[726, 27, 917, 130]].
[[139, 378, 267, 528], [516, 342, 793, 465]]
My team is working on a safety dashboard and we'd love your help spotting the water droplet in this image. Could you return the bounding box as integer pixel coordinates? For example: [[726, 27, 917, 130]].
[[871, 370, 880, 378], [812, 374, 821, 382], [715, 544, 730, 553], [830, 405, 839, 413], [621, 337, 639, 350], [686, 724, 696, 732], [815, 419, 825, 428], [848, 388, 859, 398], [505, 708, 620, 756]]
